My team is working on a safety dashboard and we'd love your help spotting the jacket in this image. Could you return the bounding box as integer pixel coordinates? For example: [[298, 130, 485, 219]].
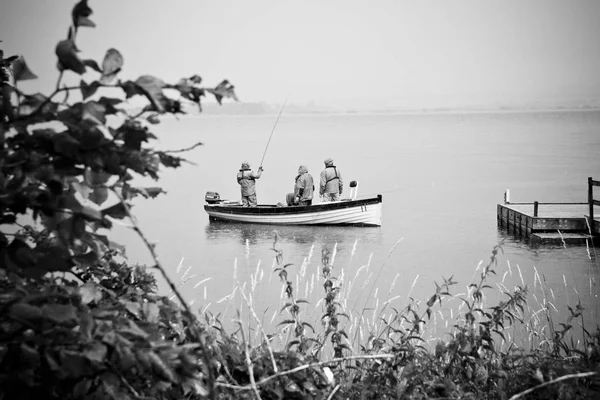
[[319, 161, 343, 195], [294, 166, 314, 202], [237, 168, 262, 196]]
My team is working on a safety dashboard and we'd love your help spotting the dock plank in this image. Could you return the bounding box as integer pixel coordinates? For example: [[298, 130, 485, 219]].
[[530, 232, 594, 245], [504, 203, 589, 218]]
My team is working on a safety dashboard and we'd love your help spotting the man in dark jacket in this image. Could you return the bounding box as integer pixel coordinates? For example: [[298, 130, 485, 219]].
[[319, 158, 343, 202], [286, 165, 314, 206], [237, 161, 263, 207]]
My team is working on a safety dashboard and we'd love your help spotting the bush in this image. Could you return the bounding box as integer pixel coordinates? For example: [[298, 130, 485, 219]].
[[2, 2, 599, 399]]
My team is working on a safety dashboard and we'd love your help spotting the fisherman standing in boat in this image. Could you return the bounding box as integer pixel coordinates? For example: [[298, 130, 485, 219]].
[[320, 158, 343, 202], [286, 165, 314, 206], [237, 161, 263, 207]]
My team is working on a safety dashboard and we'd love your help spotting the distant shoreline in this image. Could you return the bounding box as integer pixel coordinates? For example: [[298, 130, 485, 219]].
[[179, 105, 600, 118]]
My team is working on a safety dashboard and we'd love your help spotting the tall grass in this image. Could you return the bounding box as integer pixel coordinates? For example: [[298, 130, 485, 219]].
[[171, 233, 600, 399]]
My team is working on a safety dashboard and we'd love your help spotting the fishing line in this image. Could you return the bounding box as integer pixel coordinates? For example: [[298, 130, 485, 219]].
[[259, 92, 291, 168]]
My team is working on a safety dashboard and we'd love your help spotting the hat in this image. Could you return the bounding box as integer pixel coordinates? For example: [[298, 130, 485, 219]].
[[241, 161, 250, 170], [324, 158, 334, 165], [298, 165, 308, 174]]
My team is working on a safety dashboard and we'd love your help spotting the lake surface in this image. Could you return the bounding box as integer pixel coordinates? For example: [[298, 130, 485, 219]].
[[112, 110, 600, 339]]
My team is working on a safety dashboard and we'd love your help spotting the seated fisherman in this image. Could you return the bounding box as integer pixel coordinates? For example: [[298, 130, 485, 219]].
[[286, 165, 314, 206]]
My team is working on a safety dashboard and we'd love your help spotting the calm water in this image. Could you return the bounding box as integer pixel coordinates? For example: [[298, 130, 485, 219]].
[[112, 110, 600, 334]]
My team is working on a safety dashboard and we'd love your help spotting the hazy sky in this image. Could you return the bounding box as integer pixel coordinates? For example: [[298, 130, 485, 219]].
[[2, 0, 600, 108]]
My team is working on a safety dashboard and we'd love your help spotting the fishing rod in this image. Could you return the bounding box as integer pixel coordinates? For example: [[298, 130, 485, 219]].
[[259, 93, 291, 169]]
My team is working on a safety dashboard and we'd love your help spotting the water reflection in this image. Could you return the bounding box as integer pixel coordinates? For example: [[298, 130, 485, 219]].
[[205, 220, 384, 248], [496, 226, 598, 264]]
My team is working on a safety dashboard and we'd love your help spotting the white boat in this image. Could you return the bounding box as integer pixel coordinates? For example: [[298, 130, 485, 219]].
[[203, 183, 382, 227]]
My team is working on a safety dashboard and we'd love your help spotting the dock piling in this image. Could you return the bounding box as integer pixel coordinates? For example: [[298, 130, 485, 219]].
[[533, 201, 539, 217], [589, 177, 594, 224]]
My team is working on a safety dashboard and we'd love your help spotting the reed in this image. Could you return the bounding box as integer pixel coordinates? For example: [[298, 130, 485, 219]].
[[172, 233, 600, 399]]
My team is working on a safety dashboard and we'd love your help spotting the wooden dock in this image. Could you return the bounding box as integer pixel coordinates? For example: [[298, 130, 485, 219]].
[[497, 177, 600, 245]]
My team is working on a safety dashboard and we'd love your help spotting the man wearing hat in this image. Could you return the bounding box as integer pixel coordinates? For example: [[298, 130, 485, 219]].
[[237, 161, 263, 207], [286, 165, 314, 206], [319, 158, 343, 202]]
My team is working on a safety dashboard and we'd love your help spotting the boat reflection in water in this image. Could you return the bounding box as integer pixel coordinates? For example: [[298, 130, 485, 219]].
[[204, 219, 384, 252]]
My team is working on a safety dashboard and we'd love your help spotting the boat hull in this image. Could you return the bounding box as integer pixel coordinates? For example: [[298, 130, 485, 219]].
[[204, 195, 382, 226]]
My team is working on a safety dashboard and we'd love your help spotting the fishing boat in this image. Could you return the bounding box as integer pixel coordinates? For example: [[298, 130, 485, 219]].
[[204, 182, 382, 227]]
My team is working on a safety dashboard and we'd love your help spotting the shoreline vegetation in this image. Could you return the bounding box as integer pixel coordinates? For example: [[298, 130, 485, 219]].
[[1, 1, 600, 399]]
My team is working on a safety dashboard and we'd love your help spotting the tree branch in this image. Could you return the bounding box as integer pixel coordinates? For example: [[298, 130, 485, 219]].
[[216, 353, 394, 391], [162, 141, 203, 154], [17, 83, 122, 121], [112, 188, 217, 400], [236, 316, 262, 400], [508, 371, 597, 400]]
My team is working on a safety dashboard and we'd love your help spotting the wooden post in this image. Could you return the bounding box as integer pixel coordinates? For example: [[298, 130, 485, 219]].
[[534, 201, 539, 217], [512, 211, 516, 233], [589, 177, 594, 223]]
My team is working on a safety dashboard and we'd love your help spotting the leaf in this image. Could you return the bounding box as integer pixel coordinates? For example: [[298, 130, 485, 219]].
[[97, 97, 122, 114], [102, 202, 129, 219], [82, 101, 107, 124], [117, 319, 149, 339], [9, 303, 44, 324], [181, 378, 209, 397], [2, 54, 20, 66], [19, 92, 57, 116], [36, 244, 72, 272], [52, 131, 80, 158], [134, 75, 167, 113], [84, 342, 107, 363], [120, 80, 143, 99], [120, 300, 141, 318], [302, 322, 315, 333], [43, 304, 78, 324], [122, 127, 149, 150], [146, 113, 160, 124], [0, 214, 17, 225], [79, 309, 94, 341], [73, 379, 92, 398], [143, 302, 160, 324], [55, 40, 86, 74], [426, 294, 437, 308], [131, 186, 166, 199], [10, 56, 38, 81], [72, 0, 95, 28], [100, 48, 123, 84], [59, 350, 90, 378], [109, 240, 127, 256], [206, 79, 239, 104], [82, 59, 101, 73], [278, 319, 296, 326], [63, 193, 103, 221], [116, 344, 136, 370], [80, 80, 100, 100], [73, 251, 99, 267], [85, 169, 112, 186], [174, 76, 205, 103], [148, 351, 177, 382], [89, 187, 108, 206], [189, 74, 202, 84]]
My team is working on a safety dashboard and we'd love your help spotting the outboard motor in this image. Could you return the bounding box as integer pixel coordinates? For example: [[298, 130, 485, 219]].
[[205, 191, 222, 204]]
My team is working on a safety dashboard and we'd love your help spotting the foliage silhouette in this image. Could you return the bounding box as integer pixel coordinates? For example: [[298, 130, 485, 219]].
[[2, 1, 600, 400]]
